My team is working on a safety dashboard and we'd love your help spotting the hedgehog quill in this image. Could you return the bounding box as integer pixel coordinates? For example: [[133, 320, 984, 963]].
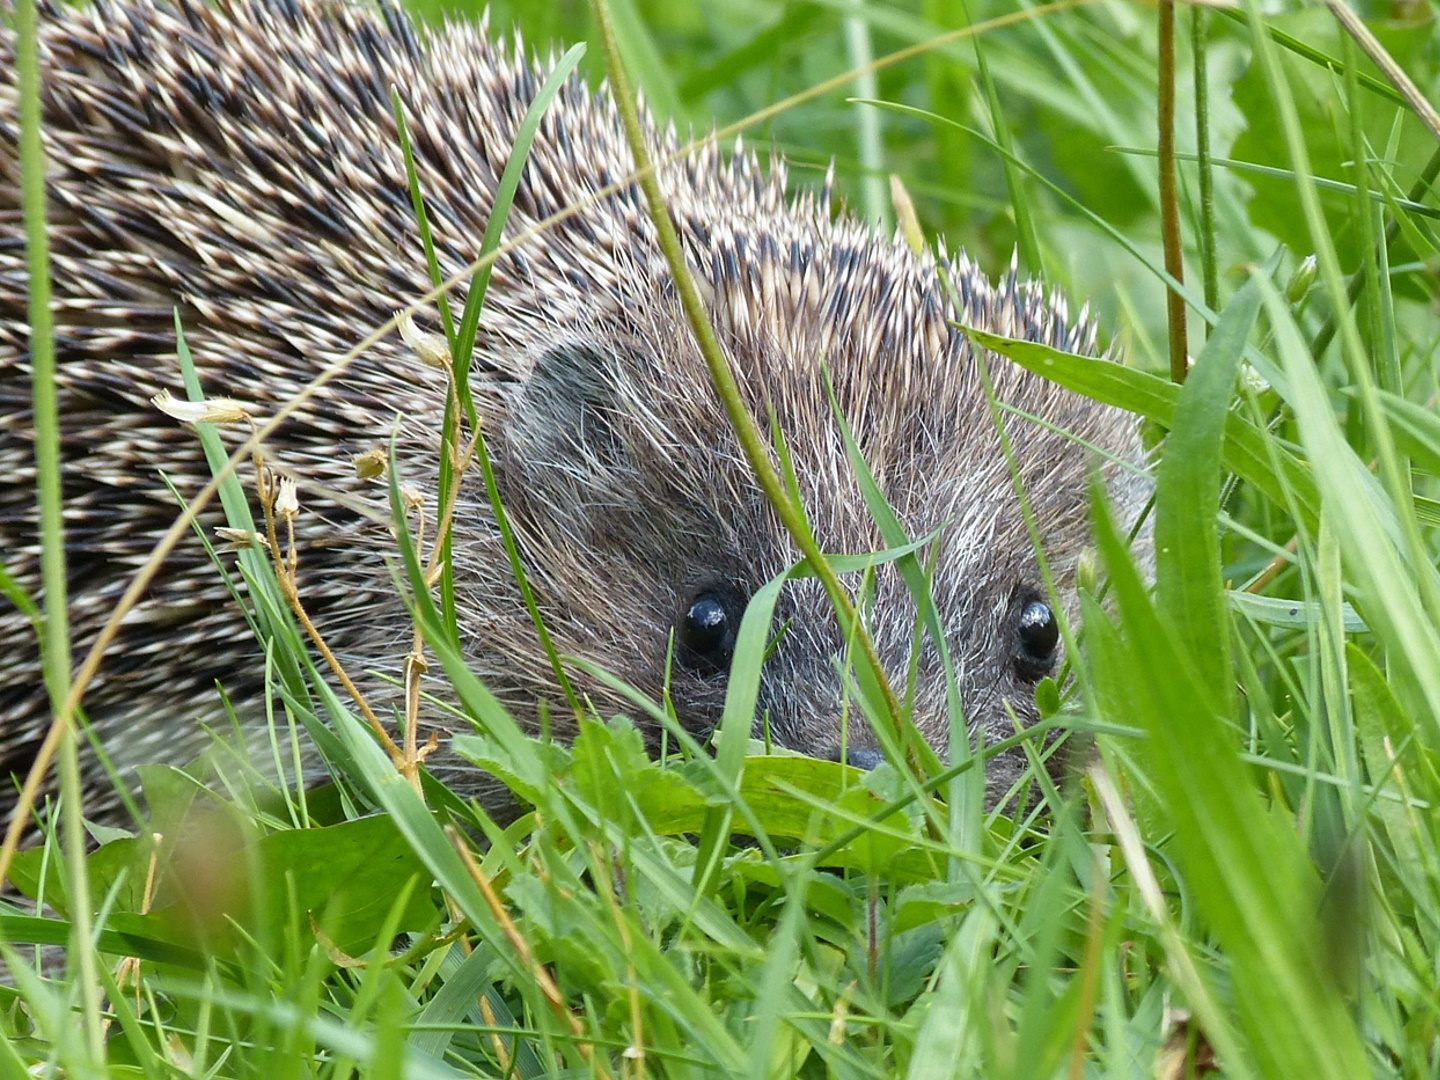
[[0, 0, 1148, 823]]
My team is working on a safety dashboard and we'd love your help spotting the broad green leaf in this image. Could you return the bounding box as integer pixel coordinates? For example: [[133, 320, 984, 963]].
[[249, 814, 436, 955]]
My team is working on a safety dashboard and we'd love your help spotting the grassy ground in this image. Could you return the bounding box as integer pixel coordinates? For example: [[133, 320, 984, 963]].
[[4, 0, 1439, 1076]]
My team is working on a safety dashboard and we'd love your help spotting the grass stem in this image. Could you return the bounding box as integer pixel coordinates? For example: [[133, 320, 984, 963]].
[[1157, 0, 1188, 382], [15, 0, 105, 1059], [1192, 6, 1219, 312]]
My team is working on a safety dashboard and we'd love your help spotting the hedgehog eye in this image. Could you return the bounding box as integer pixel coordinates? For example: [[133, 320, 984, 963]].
[[677, 589, 741, 672], [1013, 598, 1059, 680]]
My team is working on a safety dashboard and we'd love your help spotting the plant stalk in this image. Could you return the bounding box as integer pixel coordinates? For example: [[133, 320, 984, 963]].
[[16, 0, 106, 1059], [1158, 0, 1189, 382]]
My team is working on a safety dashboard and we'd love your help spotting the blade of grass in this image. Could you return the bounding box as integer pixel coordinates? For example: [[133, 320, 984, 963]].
[[451, 43, 589, 428], [1192, 6, 1219, 311], [960, 326, 1319, 527], [1107, 146, 1440, 221], [589, 0, 918, 784], [1154, 277, 1262, 707], [1089, 481, 1369, 1079], [14, 0, 104, 1057], [1257, 278, 1440, 749], [1157, 0, 1188, 382], [958, 0, 1042, 271], [843, 4, 890, 232], [392, 44, 586, 642]]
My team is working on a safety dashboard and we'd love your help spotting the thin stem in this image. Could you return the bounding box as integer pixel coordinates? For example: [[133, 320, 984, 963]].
[[17, 0, 105, 1059], [1192, 6, 1219, 312], [255, 459, 406, 771], [1157, 0, 1189, 382]]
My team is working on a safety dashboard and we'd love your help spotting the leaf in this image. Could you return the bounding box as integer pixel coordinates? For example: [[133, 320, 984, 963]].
[[1229, 591, 1367, 633], [1154, 280, 1262, 708], [1087, 481, 1368, 1078], [408, 941, 544, 1078], [0, 914, 204, 969], [1230, 7, 1436, 287], [964, 326, 1319, 526], [570, 715, 699, 828], [1366, 388, 1440, 476], [248, 813, 436, 955]]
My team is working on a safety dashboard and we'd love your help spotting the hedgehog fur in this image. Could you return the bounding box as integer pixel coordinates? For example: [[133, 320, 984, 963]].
[[0, 0, 1149, 821]]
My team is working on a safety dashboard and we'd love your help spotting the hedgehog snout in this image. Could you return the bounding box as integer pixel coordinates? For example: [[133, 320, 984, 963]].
[[825, 746, 886, 771]]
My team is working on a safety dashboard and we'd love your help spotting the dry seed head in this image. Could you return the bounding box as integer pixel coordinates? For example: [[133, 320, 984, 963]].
[[274, 478, 300, 521], [353, 448, 389, 480], [214, 527, 270, 553]]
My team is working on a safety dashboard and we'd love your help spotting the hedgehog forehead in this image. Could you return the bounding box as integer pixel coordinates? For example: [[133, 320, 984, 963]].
[[683, 216, 974, 422]]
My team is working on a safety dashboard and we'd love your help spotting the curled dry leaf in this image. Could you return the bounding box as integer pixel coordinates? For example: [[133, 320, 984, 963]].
[[151, 388, 251, 425], [397, 311, 451, 370]]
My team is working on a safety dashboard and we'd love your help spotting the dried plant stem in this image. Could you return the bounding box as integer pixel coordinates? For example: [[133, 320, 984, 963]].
[[449, 827, 610, 1075], [254, 452, 406, 771], [105, 832, 162, 1032], [424, 372, 476, 587], [1245, 536, 1301, 596], [1324, 0, 1440, 140], [401, 363, 476, 789], [476, 997, 513, 1073]]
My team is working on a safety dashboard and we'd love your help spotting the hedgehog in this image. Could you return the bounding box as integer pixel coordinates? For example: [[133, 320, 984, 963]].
[[0, 0, 1148, 825]]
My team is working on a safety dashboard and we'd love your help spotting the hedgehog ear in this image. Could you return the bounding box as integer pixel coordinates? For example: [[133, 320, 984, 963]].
[[502, 343, 630, 483]]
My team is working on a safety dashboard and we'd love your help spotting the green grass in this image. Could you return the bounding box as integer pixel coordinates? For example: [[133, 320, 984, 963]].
[[4, 0, 1440, 1076]]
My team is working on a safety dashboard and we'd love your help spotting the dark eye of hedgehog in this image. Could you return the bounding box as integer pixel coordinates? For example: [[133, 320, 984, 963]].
[[1013, 597, 1060, 681], [677, 587, 744, 673]]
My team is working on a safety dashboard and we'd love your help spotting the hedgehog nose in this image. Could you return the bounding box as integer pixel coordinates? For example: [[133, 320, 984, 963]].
[[829, 747, 885, 771]]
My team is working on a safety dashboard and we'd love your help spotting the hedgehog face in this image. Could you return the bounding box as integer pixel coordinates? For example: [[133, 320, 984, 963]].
[[471, 243, 1141, 811]]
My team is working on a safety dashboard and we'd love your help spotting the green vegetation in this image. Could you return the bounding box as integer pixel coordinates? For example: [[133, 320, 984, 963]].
[[4, 0, 1439, 1076]]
